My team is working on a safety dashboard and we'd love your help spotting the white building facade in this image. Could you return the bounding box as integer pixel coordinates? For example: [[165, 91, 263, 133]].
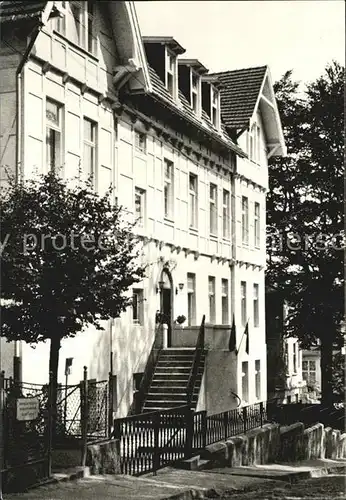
[[0, 1, 285, 417]]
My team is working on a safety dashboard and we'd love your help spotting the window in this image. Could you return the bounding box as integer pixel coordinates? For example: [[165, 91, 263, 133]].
[[255, 360, 261, 400], [222, 189, 230, 239], [242, 196, 249, 245], [284, 343, 289, 372], [164, 158, 174, 219], [293, 342, 297, 373], [248, 122, 261, 163], [46, 99, 62, 172], [209, 184, 218, 235], [302, 360, 317, 385], [221, 279, 229, 325], [166, 50, 176, 97], [191, 72, 199, 114], [211, 86, 219, 128], [189, 174, 198, 229], [253, 284, 259, 327], [254, 202, 260, 248], [208, 276, 216, 323], [187, 273, 196, 326], [241, 281, 247, 327], [242, 361, 249, 403], [70, 1, 96, 55], [135, 131, 146, 153], [135, 187, 146, 227], [132, 289, 144, 324], [83, 118, 96, 180], [51, 1, 66, 35]]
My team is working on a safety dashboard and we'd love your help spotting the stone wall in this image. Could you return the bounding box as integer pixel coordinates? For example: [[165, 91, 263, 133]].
[[87, 439, 121, 474], [200, 422, 346, 468]]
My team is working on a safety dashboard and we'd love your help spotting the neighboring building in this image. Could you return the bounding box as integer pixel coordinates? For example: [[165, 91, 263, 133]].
[[266, 292, 306, 403], [0, 1, 285, 417]]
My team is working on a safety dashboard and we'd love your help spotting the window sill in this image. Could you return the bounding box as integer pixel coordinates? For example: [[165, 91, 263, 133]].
[[255, 245, 261, 250], [53, 30, 99, 62], [189, 226, 198, 233], [164, 217, 174, 225], [210, 233, 218, 240], [135, 148, 147, 156], [222, 237, 231, 243]]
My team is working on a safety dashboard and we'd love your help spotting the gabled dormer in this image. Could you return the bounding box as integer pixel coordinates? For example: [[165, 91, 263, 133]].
[[178, 59, 208, 118], [142, 36, 185, 100], [201, 76, 222, 130]]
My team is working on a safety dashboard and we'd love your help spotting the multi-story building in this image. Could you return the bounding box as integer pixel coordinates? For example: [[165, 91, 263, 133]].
[[0, 1, 285, 417]]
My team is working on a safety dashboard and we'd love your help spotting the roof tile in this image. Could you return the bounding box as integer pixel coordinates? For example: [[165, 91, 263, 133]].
[[0, 1, 47, 23], [211, 66, 267, 129]]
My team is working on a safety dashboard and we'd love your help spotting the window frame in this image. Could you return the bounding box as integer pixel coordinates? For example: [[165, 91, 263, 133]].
[[253, 283, 259, 327], [187, 273, 196, 326], [189, 173, 198, 229], [132, 288, 144, 325], [208, 276, 216, 324], [241, 281, 247, 327], [134, 187, 146, 228], [221, 278, 229, 325], [69, 1, 97, 55], [209, 183, 218, 236], [165, 48, 176, 98], [83, 117, 97, 183], [164, 158, 174, 220], [46, 98, 63, 173], [254, 202, 260, 248], [191, 70, 200, 115], [222, 189, 230, 240], [242, 196, 249, 245], [255, 359, 261, 400], [135, 130, 147, 154], [241, 361, 249, 403], [210, 85, 220, 128]]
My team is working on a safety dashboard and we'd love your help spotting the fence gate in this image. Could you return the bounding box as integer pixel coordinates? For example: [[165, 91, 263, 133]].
[[1, 376, 51, 493]]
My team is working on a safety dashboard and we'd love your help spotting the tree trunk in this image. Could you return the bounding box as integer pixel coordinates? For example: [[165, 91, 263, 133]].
[[320, 337, 334, 407], [49, 336, 61, 441]]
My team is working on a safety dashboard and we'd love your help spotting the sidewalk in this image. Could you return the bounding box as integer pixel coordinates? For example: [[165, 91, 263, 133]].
[[4, 458, 346, 500]]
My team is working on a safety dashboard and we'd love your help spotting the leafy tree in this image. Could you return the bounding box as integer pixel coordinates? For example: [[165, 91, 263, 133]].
[[267, 61, 344, 406], [0, 172, 145, 428]]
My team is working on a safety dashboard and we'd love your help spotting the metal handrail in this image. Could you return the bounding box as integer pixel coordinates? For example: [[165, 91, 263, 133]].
[[129, 323, 164, 414], [186, 315, 206, 404]]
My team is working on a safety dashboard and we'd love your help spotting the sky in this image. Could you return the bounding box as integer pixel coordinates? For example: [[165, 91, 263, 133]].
[[134, 1, 345, 86]]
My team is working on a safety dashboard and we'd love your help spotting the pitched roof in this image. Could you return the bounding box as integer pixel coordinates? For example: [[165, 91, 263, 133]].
[[0, 1, 47, 23], [211, 66, 267, 130], [147, 66, 246, 157]]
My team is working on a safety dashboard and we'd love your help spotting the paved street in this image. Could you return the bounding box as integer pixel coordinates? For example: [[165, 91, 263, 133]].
[[213, 475, 346, 499]]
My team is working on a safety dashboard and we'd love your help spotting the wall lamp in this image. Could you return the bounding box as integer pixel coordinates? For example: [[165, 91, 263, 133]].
[[175, 282, 184, 295]]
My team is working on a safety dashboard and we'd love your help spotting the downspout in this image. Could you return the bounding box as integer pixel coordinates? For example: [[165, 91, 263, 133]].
[[14, 22, 43, 377], [16, 23, 43, 183]]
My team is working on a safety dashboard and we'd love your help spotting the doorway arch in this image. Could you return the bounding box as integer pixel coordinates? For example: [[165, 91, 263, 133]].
[[159, 267, 173, 347]]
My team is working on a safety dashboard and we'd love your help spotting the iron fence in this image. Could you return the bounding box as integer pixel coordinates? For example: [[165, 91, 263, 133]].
[[114, 400, 270, 476]]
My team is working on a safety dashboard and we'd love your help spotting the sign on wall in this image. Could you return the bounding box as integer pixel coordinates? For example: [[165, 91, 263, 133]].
[[16, 397, 39, 421]]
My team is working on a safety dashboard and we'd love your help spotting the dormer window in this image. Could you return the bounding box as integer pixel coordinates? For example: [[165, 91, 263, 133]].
[[211, 86, 220, 128], [64, 1, 97, 55], [191, 72, 200, 114], [166, 49, 176, 97]]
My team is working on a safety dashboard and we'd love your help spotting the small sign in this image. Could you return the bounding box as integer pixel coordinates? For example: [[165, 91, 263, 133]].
[[16, 397, 39, 421]]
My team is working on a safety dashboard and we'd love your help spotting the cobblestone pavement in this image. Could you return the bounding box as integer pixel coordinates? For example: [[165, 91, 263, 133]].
[[212, 475, 346, 499]]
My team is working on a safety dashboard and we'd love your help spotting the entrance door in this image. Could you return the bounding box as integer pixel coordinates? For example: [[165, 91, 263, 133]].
[[162, 288, 172, 347]]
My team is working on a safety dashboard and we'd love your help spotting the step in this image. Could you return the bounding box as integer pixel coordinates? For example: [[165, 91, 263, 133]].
[[156, 360, 194, 367], [162, 349, 195, 355], [144, 400, 188, 408], [155, 367, 191, 374], [149, 386, 188, 393], [151, 375, 202, 384], [159, 354, 195, 361], [146, 393, 187, 401]]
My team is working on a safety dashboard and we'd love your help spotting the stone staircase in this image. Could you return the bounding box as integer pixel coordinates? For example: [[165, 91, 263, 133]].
[[142, 349, 206, 413]]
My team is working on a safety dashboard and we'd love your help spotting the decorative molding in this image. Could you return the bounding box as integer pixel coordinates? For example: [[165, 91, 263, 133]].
[[62, 72, 70, 84], [42, 62, 52, 74], [194, 251, 200, 261], [98, 93, 107, 105], [183, 248, 190, 258], [81, 83, 89, 95]]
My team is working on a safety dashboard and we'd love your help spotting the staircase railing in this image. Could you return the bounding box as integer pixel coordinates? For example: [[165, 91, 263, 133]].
[[186, 315, 206, 405], [130, 323, 164, 415]]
